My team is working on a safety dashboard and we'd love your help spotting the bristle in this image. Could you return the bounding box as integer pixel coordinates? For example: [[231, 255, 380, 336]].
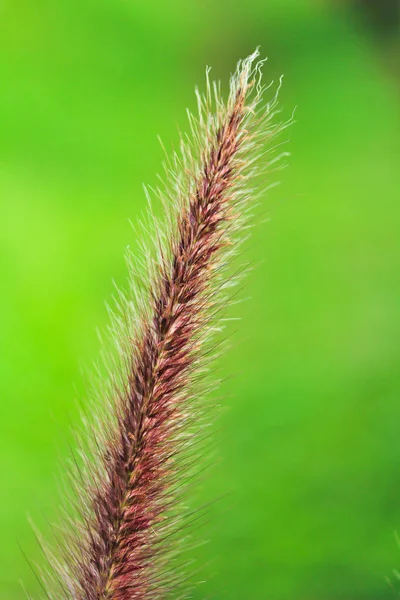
[[40, 51, 292, 599]]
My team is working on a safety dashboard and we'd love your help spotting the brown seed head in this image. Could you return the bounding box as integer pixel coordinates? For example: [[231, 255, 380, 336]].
[[41, 51, 292, 600]]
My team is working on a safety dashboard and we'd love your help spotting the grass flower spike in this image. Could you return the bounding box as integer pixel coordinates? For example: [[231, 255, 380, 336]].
[[40, 50, 292, 599]]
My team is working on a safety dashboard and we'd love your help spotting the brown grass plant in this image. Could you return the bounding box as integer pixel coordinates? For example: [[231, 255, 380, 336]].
[[33, 50, 292, 600]]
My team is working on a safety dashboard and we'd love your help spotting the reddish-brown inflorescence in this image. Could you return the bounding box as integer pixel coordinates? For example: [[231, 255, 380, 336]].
[[89, 87, 246, 600], [41, 51, 291, 600]]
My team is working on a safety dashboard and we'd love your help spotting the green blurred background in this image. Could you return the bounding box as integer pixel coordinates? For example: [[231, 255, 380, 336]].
[[0, 0, 399, 598]]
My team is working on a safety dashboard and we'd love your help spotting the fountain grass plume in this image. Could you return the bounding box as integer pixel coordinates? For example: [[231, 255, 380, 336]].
[[37, 50, 292, 599]]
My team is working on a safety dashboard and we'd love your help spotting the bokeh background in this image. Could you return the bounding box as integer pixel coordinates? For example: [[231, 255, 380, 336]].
[[0, 0, 399, 598]]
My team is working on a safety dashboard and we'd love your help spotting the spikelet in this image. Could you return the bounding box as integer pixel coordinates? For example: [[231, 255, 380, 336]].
[[37, 50, 292, 599]]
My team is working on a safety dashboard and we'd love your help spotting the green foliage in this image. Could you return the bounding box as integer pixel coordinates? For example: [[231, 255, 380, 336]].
[[0, 1, 398, 598]]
